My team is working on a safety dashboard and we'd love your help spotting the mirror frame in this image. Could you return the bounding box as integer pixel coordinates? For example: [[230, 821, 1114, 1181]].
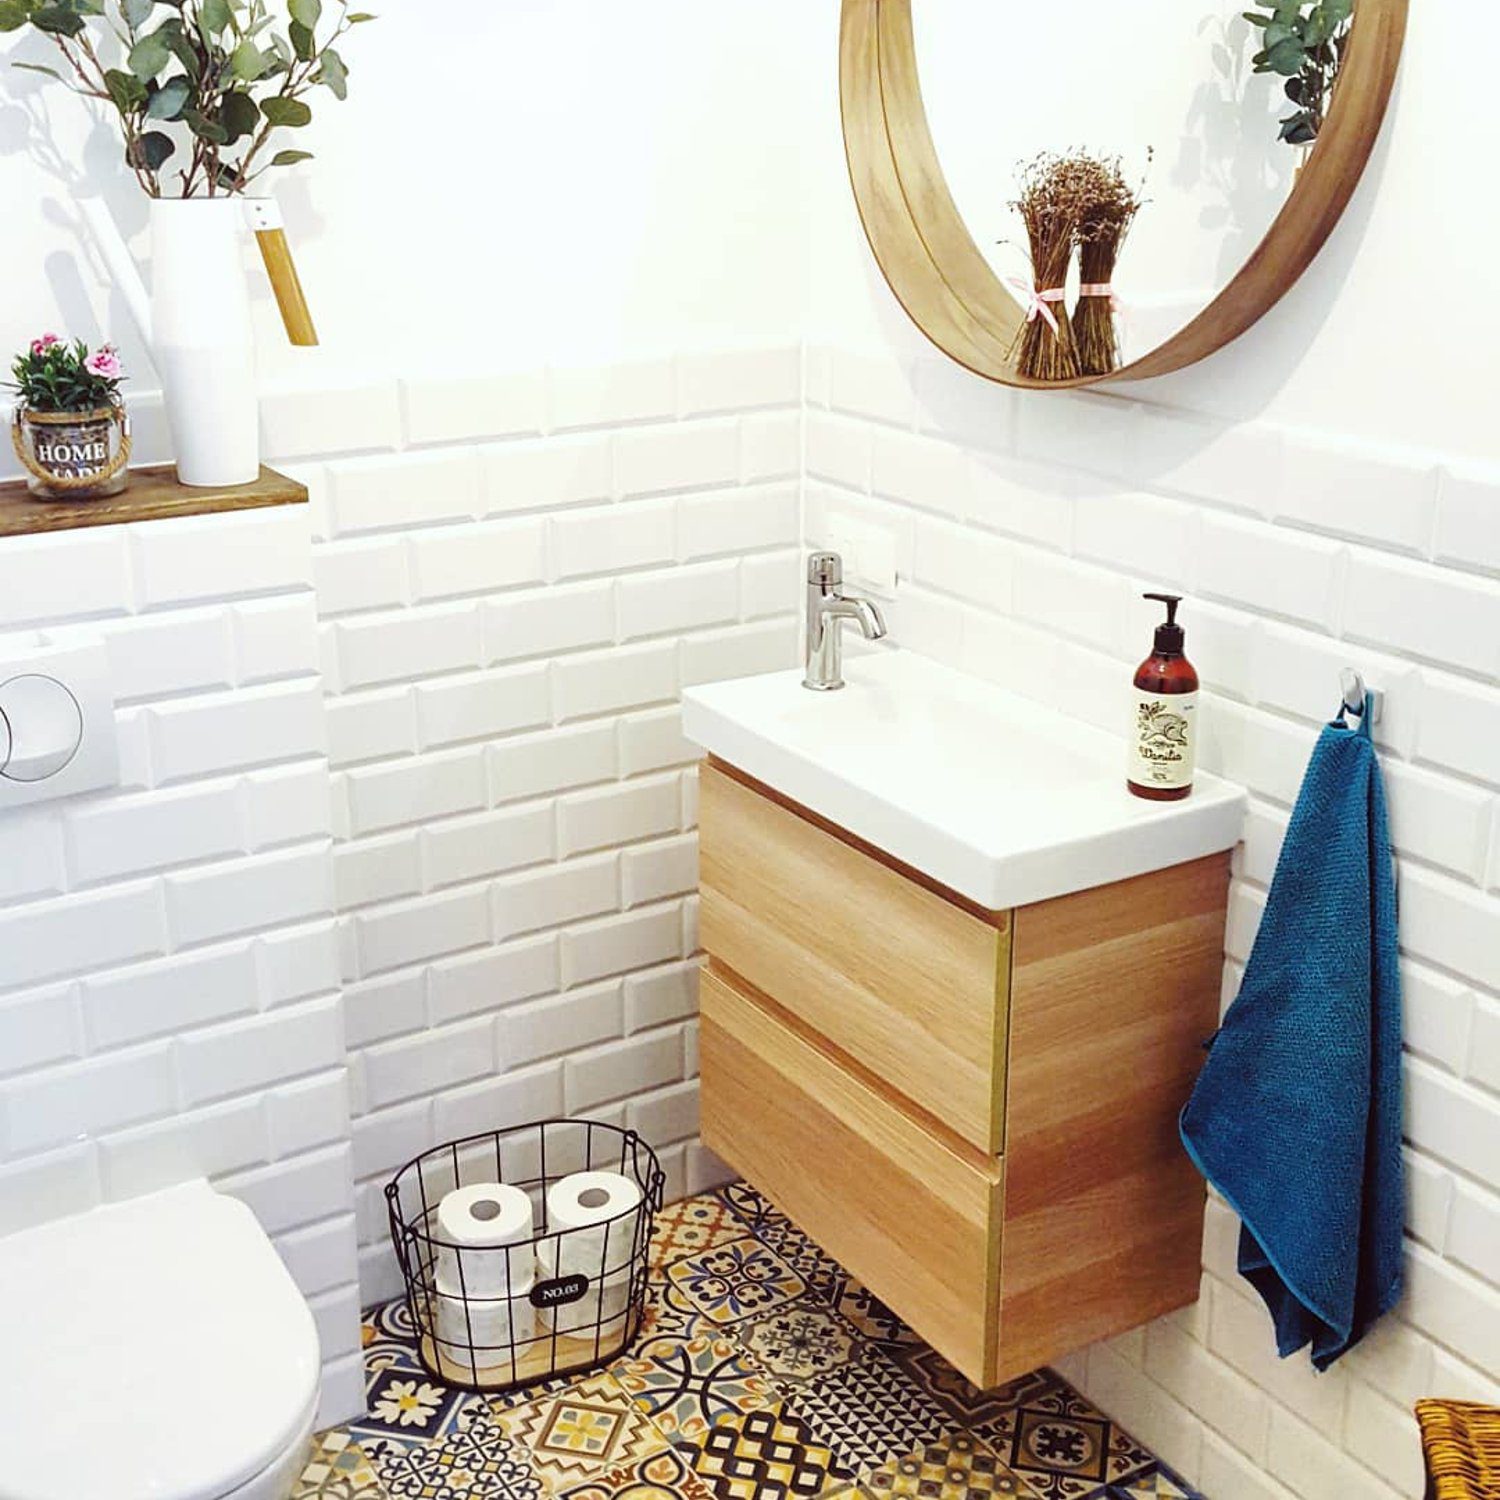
[[839, 0, 1408, 388]]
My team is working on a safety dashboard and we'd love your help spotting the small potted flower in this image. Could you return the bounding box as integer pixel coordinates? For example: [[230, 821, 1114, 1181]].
[[8, 335, 130, 500]]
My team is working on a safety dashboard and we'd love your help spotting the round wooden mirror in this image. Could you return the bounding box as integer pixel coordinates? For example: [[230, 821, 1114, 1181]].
[[839, 0, 1407, 388]]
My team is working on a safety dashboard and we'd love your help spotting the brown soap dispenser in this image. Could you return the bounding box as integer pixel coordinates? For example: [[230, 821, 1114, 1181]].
[[1128, 593, 1199, 801]]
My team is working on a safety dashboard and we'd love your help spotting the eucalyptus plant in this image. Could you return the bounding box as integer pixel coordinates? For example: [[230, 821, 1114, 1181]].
[[0, 0, 370, 196], [1243, 0, 1353, 147]]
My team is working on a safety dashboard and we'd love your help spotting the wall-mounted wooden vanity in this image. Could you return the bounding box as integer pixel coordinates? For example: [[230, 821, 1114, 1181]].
[[684, 652, 1245, 1387]]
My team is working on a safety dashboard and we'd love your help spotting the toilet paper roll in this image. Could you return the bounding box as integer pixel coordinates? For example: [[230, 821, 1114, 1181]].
[[542, 1171, 642, 1280], [433, 1182, 535, 1299], [539, 1267, 635, 1341], [433, 1288, 535, 1365]]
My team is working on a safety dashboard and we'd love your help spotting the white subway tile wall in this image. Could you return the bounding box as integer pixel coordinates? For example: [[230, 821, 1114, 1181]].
[[807, 344, 1500, 1500], [310, 352, 800, 1310], [0, 505, 357, 1424], [0, 351, 799, 1431], [4, 346, 1495, 1483]]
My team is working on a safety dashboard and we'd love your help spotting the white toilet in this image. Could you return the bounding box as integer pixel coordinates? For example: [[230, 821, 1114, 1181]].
[[0, 1179, 322, 1500]]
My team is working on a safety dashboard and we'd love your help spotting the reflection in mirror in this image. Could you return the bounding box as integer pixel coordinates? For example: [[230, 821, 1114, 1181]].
[[912, 0, 1339, 369]]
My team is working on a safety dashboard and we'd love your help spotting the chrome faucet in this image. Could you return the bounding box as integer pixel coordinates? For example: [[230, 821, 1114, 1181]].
[[803, 551, 887, 691]]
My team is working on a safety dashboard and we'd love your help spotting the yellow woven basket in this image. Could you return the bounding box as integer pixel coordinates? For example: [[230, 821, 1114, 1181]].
[[1416, 1400, 1500, 1500]]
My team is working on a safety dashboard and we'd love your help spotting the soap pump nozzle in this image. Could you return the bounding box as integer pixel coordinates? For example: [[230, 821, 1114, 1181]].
[[1144, 592, 1185, 656]]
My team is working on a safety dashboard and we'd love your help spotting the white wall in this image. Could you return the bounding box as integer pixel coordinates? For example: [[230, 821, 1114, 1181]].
[[0, 501, 362, 1422], [0, 1, 810, 395], [1, 0, 1496, 1482], [801, 2, 1500, 1496], [295, 351, 801, 1303], [0, 0, 808, 1430]]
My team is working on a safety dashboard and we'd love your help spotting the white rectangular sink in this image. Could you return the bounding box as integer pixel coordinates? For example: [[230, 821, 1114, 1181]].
[[682, 650, 1246, 911]]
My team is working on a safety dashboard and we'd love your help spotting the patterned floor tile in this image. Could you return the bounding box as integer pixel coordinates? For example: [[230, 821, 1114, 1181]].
[[552, 1444, 716, 1499], [362, 1409, 542, 1499], [862, 1432, 1042, 1497], [734, 1304, 858, 1389], [667, 1237, 806, 1325], [1095, 1460, 1202, 1498], [496, 1369, 670, 1487], [975, 1381, 1153, 1500], [352, 1367, 466, 1442], [293, 1430, 386, 1499], [716, 1180, 787, 1234], [827, 1280, 920, 1349], [757, 1227, 851, 1306], [652, 1196, 749, 1269], [617, 1332, 778, 1441], [786, 1347, 956, 1478], [362, 1296, 424, 1372], [641, 1274, 710, 1343], [675, 1403, 854, 1497], [893, 1346, 1060, 1427], [311, 1192, 1197, 1500]]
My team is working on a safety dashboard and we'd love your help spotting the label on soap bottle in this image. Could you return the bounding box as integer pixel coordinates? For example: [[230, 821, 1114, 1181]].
[[1129, 690, 1198, 790]]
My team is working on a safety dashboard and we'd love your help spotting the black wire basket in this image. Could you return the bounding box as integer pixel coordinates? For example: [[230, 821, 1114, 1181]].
[[385, 1119, 665, 1392]]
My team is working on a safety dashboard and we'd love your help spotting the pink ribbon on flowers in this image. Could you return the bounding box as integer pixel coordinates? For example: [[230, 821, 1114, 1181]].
[[1080, 282, 1123, 314], [1004, 277, 1066, 335]]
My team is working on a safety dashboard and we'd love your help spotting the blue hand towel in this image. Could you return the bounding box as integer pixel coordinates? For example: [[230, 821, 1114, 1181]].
[[1180, 696, 1403, 1370]]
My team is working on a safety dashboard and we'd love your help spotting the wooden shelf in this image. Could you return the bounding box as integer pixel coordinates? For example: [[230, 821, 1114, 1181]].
[[0, 465, 307, 538]]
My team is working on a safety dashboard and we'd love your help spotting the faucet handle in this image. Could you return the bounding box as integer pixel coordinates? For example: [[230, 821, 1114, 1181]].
[[808, 551, 843, 587]]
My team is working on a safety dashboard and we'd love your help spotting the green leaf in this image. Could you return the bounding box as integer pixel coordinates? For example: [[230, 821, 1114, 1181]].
[[12, 60, 67, 79], [1242, 9, 1269, 24], [1322, 0, 1353, 22], [161, 22, 204, 80], [1279, 111, 1318, 144], [347, 10, 374, 18], [288, 16, 313, 57], [145, 72, 190, 117], [270, 147, 312, 166], [268, 29, 291, 64], [127, 29, 172, 81], [199, 0, 229, 30], [1263, 19, 1295, 46], [229, 36, 266, 79], [0, 0, 27, 31], [182, 106, 228, 142], [31, 6, 87, 35], [104, 65, 147, 111], [128, 127, 175, 169], [288, 0, 320, 27], [318, 44, 345, 98], [261, 94, 310, 125], [1265, 35, 1305, 75], [219, 87, 258, 140], [122, 0, 154, 28]]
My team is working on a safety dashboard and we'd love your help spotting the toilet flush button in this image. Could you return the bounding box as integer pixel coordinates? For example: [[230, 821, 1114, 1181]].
[[0, 674, 85, 782]]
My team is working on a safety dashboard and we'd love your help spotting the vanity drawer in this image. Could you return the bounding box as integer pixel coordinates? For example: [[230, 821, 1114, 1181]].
[[699, 963, 1004, 1386], [699, 760, 1009, 1153]]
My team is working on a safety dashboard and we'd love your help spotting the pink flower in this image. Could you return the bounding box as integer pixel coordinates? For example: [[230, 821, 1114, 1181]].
[[85, 347, 122, 380], [30, 333, 60, 356]]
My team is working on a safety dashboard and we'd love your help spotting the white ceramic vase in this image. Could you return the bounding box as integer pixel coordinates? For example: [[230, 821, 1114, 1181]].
[[83, 197, 260, 488]]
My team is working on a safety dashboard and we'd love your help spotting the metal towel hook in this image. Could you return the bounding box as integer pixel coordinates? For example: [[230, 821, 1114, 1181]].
[[1339, 668, 1384, 726]]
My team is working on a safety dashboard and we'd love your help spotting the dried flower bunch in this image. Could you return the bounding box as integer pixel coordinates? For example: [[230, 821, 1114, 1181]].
[[1006, 150, 1150, 383], [1075, 151, 1149, 377], [9, 333, 126, 412], [0, 0, 372, 198], [1008, 151, 1096, 384]]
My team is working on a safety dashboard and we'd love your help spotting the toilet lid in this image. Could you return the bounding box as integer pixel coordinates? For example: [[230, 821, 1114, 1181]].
[[0, 1181, 322, 1500]]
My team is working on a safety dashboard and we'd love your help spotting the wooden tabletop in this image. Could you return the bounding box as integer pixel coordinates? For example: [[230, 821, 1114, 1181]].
[[0, 465, 307, 538]]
